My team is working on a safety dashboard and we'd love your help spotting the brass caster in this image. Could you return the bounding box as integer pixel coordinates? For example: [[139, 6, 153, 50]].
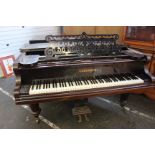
[[35, 118, 40, 124]]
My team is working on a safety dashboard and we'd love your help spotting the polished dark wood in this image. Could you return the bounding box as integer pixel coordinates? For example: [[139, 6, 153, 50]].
[[13, 33, 155, 120]]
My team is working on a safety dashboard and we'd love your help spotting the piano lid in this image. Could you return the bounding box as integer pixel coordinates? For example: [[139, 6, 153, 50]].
[[20, 43, 50, 51]]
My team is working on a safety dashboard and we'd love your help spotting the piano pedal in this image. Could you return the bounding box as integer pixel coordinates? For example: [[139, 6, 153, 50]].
[[84, 114, 89, 122], [78, 115, 82, 123], [72, 106, 91, 123]]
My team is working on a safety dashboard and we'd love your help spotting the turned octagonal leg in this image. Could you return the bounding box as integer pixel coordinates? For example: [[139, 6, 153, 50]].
[[29, 104, 41, 123], [120, 94, 129, 107]]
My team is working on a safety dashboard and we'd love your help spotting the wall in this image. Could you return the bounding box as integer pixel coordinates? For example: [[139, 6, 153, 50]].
[[0, 26, 60, 58], [64, 26, 96, 35], [95, 26, 125, 43]]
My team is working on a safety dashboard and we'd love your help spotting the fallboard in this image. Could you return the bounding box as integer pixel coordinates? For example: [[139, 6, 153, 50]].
[[21, 60, 145, 84]]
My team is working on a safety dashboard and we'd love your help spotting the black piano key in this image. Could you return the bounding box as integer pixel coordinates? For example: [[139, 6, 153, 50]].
[[74, 78, 78, 86], [46, 80, 48, 89], [89, 78, 94, 84], [91, 78, 96, 84], [63, 80, 65, 87], [48, 80, 50, 88], [98, 76, 104, 83], [95, 76, 101, 83], [55, 80, 58, 88], [36, 81, 39, 89], [125, 73, 134, 80], [58, 80, 61, 87], [102, 75, 110, 82], [69, 79, 73, 86], [77, 80, 80, 85], [86, 78, 90, 84], [91, 77, 96, 83], [101, 75, 107, 82], [81, 77, 86, 84], [92, 79, 96, 84], [82, 78, 87, 85], [97, 78, 102, 83], [106, 75, 113, 82], [69, 79, 72, 86], [43, 80, 45, 89], [45, 81, 47, 89], [55, 80, 57, 88], [71, 80, 74, 86], [85, 79, 89, 84], [79, 79, 83, 85], [130, 74, 138, 80], [94, 77, 98, 84], [119, 73, 128, 80], [47, 80, 49, 88], [48, 80, 52, 88], [51, 80, 54, 88], [83, 80, 87, 85], [31, 81, 35, 90], [115, 74, 124, 81], [39, 80, 41, 89], [110, 74, 118, 82], [77, 80, 81, 85], [78, 78, 82, 85], [53, 80, 55, 88], [64, 80, 67, 87], [122, 73, 131, 80], [105, 75, 112, 82], [92, 77, 98, 84], [75, 78, 79, 85], [45, 80, 47, 89], [61, 80, 64, 87], [77, 78, 81, 85], [67, 79, 71, 86], [88, 77, 94, 84]]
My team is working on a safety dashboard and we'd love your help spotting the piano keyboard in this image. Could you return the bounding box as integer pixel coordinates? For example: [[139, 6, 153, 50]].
[[29, 73, 144, 95]]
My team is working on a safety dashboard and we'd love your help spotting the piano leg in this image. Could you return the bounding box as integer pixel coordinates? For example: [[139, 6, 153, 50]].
[[120, 94, 129, 107], [29, 103, 41, 123]]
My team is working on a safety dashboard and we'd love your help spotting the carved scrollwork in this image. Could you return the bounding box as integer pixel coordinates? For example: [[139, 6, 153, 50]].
[[44, 32, 121, 58]]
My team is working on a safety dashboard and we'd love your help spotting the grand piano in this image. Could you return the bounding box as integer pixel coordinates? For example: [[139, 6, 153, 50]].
[[13, 32, 155, 122]]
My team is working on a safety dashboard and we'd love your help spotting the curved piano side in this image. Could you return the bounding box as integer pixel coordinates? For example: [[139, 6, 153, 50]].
[[13, 60, 21, 101], [136, 54, 155, 100], [127, 54, 155, 100], [144, 55, 155, 100]]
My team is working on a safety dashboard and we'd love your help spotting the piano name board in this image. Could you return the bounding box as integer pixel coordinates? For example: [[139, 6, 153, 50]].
[[79, 68, 96, 73]]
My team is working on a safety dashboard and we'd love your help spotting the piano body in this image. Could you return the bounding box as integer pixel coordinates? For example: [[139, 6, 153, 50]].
[[13, 32, 155, 121]]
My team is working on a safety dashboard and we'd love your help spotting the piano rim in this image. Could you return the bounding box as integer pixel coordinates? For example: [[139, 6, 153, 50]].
[[14, 82, 155, 105]]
